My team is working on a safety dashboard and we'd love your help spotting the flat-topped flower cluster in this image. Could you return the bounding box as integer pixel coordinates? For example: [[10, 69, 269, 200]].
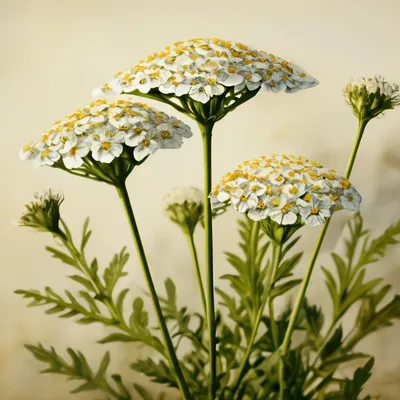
[[94, 38, 318, 104], [19, 100, 192, 168], [210, 154, 361, 226]]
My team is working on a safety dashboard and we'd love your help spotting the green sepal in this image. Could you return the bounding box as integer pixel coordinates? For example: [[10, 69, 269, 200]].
[[260, 217, 304, 245]]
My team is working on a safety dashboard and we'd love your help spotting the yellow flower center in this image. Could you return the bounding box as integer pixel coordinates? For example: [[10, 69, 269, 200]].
[[161, 131, 170, 139], [288, 171, 295, 177], [142, 139, 150, 147], [312, 185, 321, 190], [348, 195, 354, 201], [228, 66, 236, 74], [269, 81, 276, 87], [303, 193, 311, 201], [340, 179, 351, 190], [251, 185, 258, 191], [257, 201, 265, 209], [289, 187, 298, 194], [134, 127, 143, 135], [41, 149, 50, 159], [69, 147, 77, 155], [101, 142, 111, 151], [311, 207, 319, 215], [272, 199, 280, 206], [240, 195, 247, 201]]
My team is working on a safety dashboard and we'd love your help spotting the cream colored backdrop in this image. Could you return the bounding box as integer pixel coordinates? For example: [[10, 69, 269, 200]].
[[1, 0, 400, 399]]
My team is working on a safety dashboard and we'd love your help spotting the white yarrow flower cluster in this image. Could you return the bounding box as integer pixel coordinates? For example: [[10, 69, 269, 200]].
[[94, 38, 319, 104], [19, 100, 192, 168], [210, 155, 361, 227]]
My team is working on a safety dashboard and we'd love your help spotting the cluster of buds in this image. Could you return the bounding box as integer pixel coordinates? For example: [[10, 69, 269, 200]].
[[344, 76, 400, 120], [18, 190, 65, 239]]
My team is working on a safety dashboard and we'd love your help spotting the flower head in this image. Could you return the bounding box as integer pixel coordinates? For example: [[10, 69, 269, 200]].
[[344, 76, 400, 120], [210, 154, 361, 228], [164, 187, 204, 234], [93, 38, 318, 105], [20, 100, 192, 184], [18, 190, 65, 238]]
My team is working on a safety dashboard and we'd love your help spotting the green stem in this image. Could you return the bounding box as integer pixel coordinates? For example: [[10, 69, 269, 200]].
[[116, 182, 191, 400], [280, 220, 331, 355], [344, 119, 369, 179], [302, 117, 371, 393], [278, 220, 330, 399], [249, 221, 260, 320], [199, 121, 217, 400], [230, 243, 282, 398], [186, 232, 208, 321]]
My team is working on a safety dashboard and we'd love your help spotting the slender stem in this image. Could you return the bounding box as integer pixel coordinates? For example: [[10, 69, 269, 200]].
[[116, 182, 192, 400], [344, 119, 369, 179], [186, 232, 208, 321], [249, 221, 260, 320], [278, 220, 331, 399], [199, 121, 217, 400], [268, 244, 280, 351], [268, 299, 279, 350], [280, 220, 331, 357], [301, 117, 371, 392], [230, 243, 282, 398]]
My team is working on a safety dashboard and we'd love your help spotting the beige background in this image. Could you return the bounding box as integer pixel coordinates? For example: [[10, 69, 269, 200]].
[[1, 0, 400, 398]]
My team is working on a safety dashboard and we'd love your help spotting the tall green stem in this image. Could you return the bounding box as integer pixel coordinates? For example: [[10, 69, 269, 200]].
[[230, 243, 282, 398], [199, 121, 217, 400], [344, 118, 369, 179], [278, 220, 330, 399], [186, 232, 208, 321], [116, 182, 191, 400], [301, 117, 371, 393]]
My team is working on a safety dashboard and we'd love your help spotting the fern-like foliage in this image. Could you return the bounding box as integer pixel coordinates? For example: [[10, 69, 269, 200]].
[[16, 217, 165, 355], [26, 344, 132, 400]]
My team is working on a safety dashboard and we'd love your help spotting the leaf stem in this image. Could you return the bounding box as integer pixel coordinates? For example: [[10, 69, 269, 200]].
[[199, 121, 217, 400], [186, 232, 208, 321], [116, 182, 192, 400]]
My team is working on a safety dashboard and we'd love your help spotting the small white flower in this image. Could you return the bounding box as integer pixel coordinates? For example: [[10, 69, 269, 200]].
[[91, 129, 124, 163], [340, 186, 362, 211], [60, 138, 90, 169], [247, 194, 270, 221], [282, 182, 306, 199], [297, 195, 334, 226], [32, 146, 61, 167], [268, 194, 298, 225], [19, 142, 40, 161], [134, 134, 158, 161], [156, 123, 183, 149], [231, 189, 258, 213]]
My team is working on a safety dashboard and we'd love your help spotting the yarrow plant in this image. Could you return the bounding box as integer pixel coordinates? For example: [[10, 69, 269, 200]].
[[16, 34, 400, 400]]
